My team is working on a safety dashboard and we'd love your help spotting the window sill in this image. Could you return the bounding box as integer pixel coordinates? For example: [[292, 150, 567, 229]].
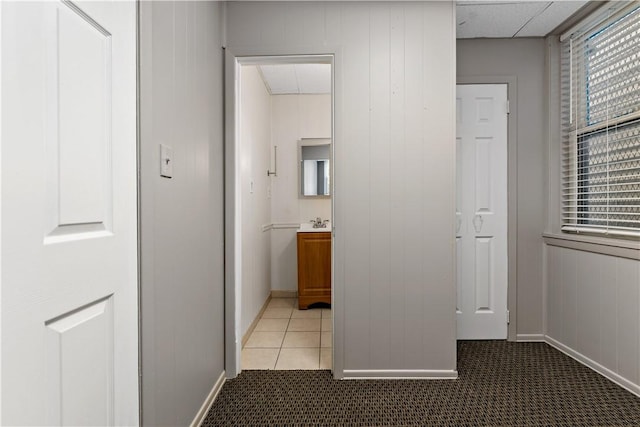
[[543, 232, 640, 260]]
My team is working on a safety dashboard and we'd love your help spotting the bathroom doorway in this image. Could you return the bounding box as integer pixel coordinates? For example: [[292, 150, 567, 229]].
[[225, 55, 334, 377]]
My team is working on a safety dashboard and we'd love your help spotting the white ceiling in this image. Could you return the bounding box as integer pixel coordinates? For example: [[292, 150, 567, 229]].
[[257, 1, 588, 94], [258, 64, 331, 95], [457, 1, 588, 38]]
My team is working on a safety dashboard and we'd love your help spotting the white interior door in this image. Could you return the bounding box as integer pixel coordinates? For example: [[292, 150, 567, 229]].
[[456, 84, 508, 340], [1, 1, 138, 425]]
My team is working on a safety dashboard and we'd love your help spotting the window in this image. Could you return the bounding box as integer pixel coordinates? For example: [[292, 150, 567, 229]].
[[561, 4, 640, 238]]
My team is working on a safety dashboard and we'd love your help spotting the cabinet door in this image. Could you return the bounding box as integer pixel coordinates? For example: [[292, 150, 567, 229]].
[[297, 233, 331, 295]]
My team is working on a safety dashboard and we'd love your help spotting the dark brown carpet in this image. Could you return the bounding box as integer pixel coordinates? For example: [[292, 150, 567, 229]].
[[202, 341, 640, 426]]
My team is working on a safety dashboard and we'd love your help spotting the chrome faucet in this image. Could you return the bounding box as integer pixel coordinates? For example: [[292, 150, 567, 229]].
[[310, 217, 329, 228]]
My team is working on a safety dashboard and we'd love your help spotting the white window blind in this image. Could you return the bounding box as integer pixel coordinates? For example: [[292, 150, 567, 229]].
[[561, 3, 640, 238]]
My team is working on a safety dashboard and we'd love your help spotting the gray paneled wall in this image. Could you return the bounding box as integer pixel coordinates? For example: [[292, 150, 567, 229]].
[[139, 1, 225, 425], [546, 245, 640, 394], [227, 1, 457, 375], [457, 38, 546, 338]]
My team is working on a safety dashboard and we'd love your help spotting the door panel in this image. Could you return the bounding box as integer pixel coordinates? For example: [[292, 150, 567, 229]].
[[456, 84, 508, 340], [475, 97, 493, 123], [45, 2, 114, 241], [56, 3, 111, 228], [1, 1, 138, 425], [474, 137, 493, 212], [45, 297, 114, 426], [474, 237, 493, 312]]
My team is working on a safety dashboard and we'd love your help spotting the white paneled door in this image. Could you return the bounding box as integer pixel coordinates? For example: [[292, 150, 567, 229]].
[[1, 1, 138, 425], [456, 84, 508, 340]]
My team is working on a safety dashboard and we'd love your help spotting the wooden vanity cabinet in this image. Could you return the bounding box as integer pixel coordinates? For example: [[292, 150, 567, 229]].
[[297, 232, 331, 309]]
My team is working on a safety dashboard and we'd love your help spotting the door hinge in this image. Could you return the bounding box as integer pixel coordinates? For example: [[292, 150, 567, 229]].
[[506, 100, 510, 115], [506, 310, 510, 324]]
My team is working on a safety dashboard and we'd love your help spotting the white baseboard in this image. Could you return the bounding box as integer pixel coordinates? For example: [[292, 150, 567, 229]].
[[545, 336, 640, 398], [191, 370, 226, 427], [242, 295, 272, 347], [516, 334, 545, 342], [343, 369, 458, 379]]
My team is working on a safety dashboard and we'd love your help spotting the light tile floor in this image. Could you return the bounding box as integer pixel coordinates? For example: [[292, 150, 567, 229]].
[[242, 298, 332, 370]]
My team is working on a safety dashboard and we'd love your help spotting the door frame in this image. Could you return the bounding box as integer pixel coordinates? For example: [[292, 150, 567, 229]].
[[224, 50, 340, 378], [456, 77, 518, 341]]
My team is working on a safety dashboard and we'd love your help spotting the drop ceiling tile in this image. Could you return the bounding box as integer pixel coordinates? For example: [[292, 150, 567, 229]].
[[516, 1, 588, 37], [258, 64, 298, 94], [294, 64, 331, 94], [258, 63, 331, 95], [457, 2, 550, 38]]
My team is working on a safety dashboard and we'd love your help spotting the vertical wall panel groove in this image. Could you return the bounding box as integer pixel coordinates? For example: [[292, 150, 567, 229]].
[[341, 3, 372, 369], [368, 3, 391, 369], [403, 2, 425, 368], [387, 5, 407, 368]]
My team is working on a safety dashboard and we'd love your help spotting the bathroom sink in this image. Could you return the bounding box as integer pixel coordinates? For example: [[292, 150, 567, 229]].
[[297, 222, 331, 232]]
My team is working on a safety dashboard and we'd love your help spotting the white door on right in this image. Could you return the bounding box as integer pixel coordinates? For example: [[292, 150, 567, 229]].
[[456, 84, 508, 340]]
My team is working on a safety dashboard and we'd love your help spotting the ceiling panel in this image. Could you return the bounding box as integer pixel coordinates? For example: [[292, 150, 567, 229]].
[[515, 1, 588, 37], [254, 1, 590, 93], [457, 2, 550, 38], [456, 1, 587, 38], [258, 64, 298, 94], [294, 64, 331, 94], [258, 64, 331, 95]]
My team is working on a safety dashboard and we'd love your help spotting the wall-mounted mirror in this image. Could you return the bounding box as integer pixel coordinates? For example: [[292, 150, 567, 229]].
[[299, 139, 331, 197]]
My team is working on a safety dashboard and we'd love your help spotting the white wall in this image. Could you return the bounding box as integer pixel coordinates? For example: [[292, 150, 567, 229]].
[[457, 38, 546, 338], [240, 66, 272, 335], [238, 86, 331, 311], [271, 94, 332, 223], [545, 245, 640, 394], [227, 1, 457, 376], [139, 2, 225, 425], [271, 94, 331, 291]]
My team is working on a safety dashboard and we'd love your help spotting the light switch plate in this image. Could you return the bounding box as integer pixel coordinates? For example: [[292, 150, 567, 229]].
[[160, 144, 173, 178]]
